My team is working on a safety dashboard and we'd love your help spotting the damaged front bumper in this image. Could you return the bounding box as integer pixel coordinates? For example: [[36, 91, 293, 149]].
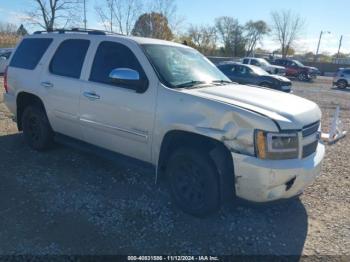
[[231, 142, 325, 202]]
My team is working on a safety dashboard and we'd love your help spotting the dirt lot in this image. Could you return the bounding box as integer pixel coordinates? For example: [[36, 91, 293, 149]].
[[0, 76, 349, 256]]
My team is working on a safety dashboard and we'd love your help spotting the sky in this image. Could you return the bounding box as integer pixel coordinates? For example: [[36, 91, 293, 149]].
[[1, 0, 349, 54]]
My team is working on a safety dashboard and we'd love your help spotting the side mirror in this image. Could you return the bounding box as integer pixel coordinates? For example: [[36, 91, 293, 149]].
[[109, 68, 148, 93], [0, 56, 6, 61]]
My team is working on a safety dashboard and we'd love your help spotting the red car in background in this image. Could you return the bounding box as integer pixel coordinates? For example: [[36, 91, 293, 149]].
[[272, 58, 320, 81]]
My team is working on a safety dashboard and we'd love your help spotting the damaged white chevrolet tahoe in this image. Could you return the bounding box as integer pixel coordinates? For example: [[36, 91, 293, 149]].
[[3, 29, 325, 216]]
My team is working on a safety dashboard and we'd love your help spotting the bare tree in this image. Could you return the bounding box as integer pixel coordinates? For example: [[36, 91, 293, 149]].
[[244, 20, 270, 56], [148, 0, 184, 34], [0, 23, 21, 48], [215, 16, 246, 57], [27, 0, 83, 31], [271, 10, 305, 58], [188, 25, 217, 55], [95, 0, 142, 35]]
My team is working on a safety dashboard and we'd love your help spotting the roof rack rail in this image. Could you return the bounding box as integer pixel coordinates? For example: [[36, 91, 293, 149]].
[[33, 28, 109, 35]]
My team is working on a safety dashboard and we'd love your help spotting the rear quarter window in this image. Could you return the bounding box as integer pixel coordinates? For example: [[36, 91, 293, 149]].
[[10, 38, 52, 70]]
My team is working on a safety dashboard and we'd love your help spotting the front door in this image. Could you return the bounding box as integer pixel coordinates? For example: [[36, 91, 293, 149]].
[[79, 40, 157, 162]]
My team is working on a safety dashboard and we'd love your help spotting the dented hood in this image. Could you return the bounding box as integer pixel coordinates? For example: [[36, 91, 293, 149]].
[[184, 84, 321, 130]]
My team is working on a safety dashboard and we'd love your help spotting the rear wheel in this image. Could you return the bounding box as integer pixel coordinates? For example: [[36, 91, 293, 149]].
[[22, 105, 54, 151], [336, 80, 348, 89], [166, 147, 220, 217]]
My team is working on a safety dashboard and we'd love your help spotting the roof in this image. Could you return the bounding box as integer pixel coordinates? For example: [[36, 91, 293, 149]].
[[30, 28, 187, 48]]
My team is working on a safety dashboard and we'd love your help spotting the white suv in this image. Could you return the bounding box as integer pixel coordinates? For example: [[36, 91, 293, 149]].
[[243, 57, 286, 75], [4, 29, 325, 216]]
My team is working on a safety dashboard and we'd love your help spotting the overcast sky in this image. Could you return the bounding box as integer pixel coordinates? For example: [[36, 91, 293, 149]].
[[1, 0, 349, 54]]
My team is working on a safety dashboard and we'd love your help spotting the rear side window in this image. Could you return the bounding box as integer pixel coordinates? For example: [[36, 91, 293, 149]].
[[89, 41, 147, 86], [242, 58, 249, 64], [50, 39, 90, 79], [10, 38, 52, 70]]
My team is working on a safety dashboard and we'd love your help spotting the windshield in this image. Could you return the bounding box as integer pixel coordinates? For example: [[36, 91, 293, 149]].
[[256, 58, 269, 66], [142, 44, 231, 88], [250, 65, 269, 76], [293, 60, 304, 67]]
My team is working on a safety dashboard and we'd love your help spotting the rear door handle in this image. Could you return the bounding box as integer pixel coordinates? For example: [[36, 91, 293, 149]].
[[83, 91, 100, 100], [41, 81, 53, 88]]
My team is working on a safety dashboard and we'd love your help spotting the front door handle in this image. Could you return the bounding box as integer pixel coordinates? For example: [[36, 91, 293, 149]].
[[83, 91, 100, 100], [41, 81, 54, 88]]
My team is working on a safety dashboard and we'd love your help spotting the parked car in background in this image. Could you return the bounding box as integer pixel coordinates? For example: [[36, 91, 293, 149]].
[[0, 50, 12, 74], [217, 62, 292, 92], [333, 68, 350, 89], [272, 58, 319, 81], [242, 57, 286, 75]]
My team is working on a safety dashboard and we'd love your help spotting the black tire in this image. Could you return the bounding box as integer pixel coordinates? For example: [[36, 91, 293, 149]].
[[336, 80, 348, 89], [22, 105, 54, 151], [166, 147, 220, 217], [298, 72, 308, 82]]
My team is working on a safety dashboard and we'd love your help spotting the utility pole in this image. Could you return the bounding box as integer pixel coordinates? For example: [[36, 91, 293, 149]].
[[315, 30, 331, 61], [83, 0, 87, 30], [337, 35, 343, 59]]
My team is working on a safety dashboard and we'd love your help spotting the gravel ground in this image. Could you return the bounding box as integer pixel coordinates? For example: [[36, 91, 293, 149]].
[[0, 76, 349, 257]]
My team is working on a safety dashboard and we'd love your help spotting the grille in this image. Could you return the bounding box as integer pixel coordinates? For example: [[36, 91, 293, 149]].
[[303, 140, 318, 158], [302, 121, 320, 158], [302, 121, 320, 137]]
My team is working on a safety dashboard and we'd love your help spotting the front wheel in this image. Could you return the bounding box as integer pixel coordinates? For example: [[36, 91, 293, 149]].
[[22, 105, 54, 151], [166, 147, 220, 217], [298, 72, 309, 82], [336, 80, 348, 89]]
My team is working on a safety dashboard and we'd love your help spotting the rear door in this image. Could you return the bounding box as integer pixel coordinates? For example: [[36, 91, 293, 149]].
[[40, 38, 90, 139], [79, 40, 157, 162]]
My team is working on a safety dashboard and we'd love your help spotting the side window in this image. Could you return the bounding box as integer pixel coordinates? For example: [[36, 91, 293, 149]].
[[251, 59, 260, 66], [89, 41, 147, 87], [242, 58, 249, 64], [50, 39, 90, 79], [10, 38, 52, 70]]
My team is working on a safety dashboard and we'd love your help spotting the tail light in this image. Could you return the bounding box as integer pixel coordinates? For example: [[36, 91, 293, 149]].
[[4, 66, 8, 93]]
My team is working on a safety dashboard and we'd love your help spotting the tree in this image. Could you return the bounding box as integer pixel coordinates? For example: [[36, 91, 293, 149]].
[[148, 0, 183, 34], [244, 20, 270, 56], [0, 23, 20, 48], [215, 16, 246, 57], [187, 25, 217, 55], [27, 0, 83, 31], [95, 0, 142, 35], [132, 12, 173, 40], [271, 10, 305, 58], [17, 24, 28, 36]]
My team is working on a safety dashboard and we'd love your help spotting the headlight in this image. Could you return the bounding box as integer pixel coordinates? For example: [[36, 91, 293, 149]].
[[255, 130, 299, 160]]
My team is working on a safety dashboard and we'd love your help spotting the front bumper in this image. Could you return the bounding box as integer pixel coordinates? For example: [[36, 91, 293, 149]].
[[231, 142, 325, 202]]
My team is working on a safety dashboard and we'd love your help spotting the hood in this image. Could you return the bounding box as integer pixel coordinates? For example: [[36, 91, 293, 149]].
[[184, 84, 321, 130], [304, 66, 318, 71], [266, 74, 291, 82], [268, 64, 285, 70]]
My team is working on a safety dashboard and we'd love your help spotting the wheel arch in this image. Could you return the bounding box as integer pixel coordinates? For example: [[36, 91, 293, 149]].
[[16, 92, 47, 131]]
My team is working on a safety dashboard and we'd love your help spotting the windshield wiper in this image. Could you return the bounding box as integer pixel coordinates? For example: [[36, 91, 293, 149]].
[[174, 80, 207, 89], [211, 80, 232, 85]]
